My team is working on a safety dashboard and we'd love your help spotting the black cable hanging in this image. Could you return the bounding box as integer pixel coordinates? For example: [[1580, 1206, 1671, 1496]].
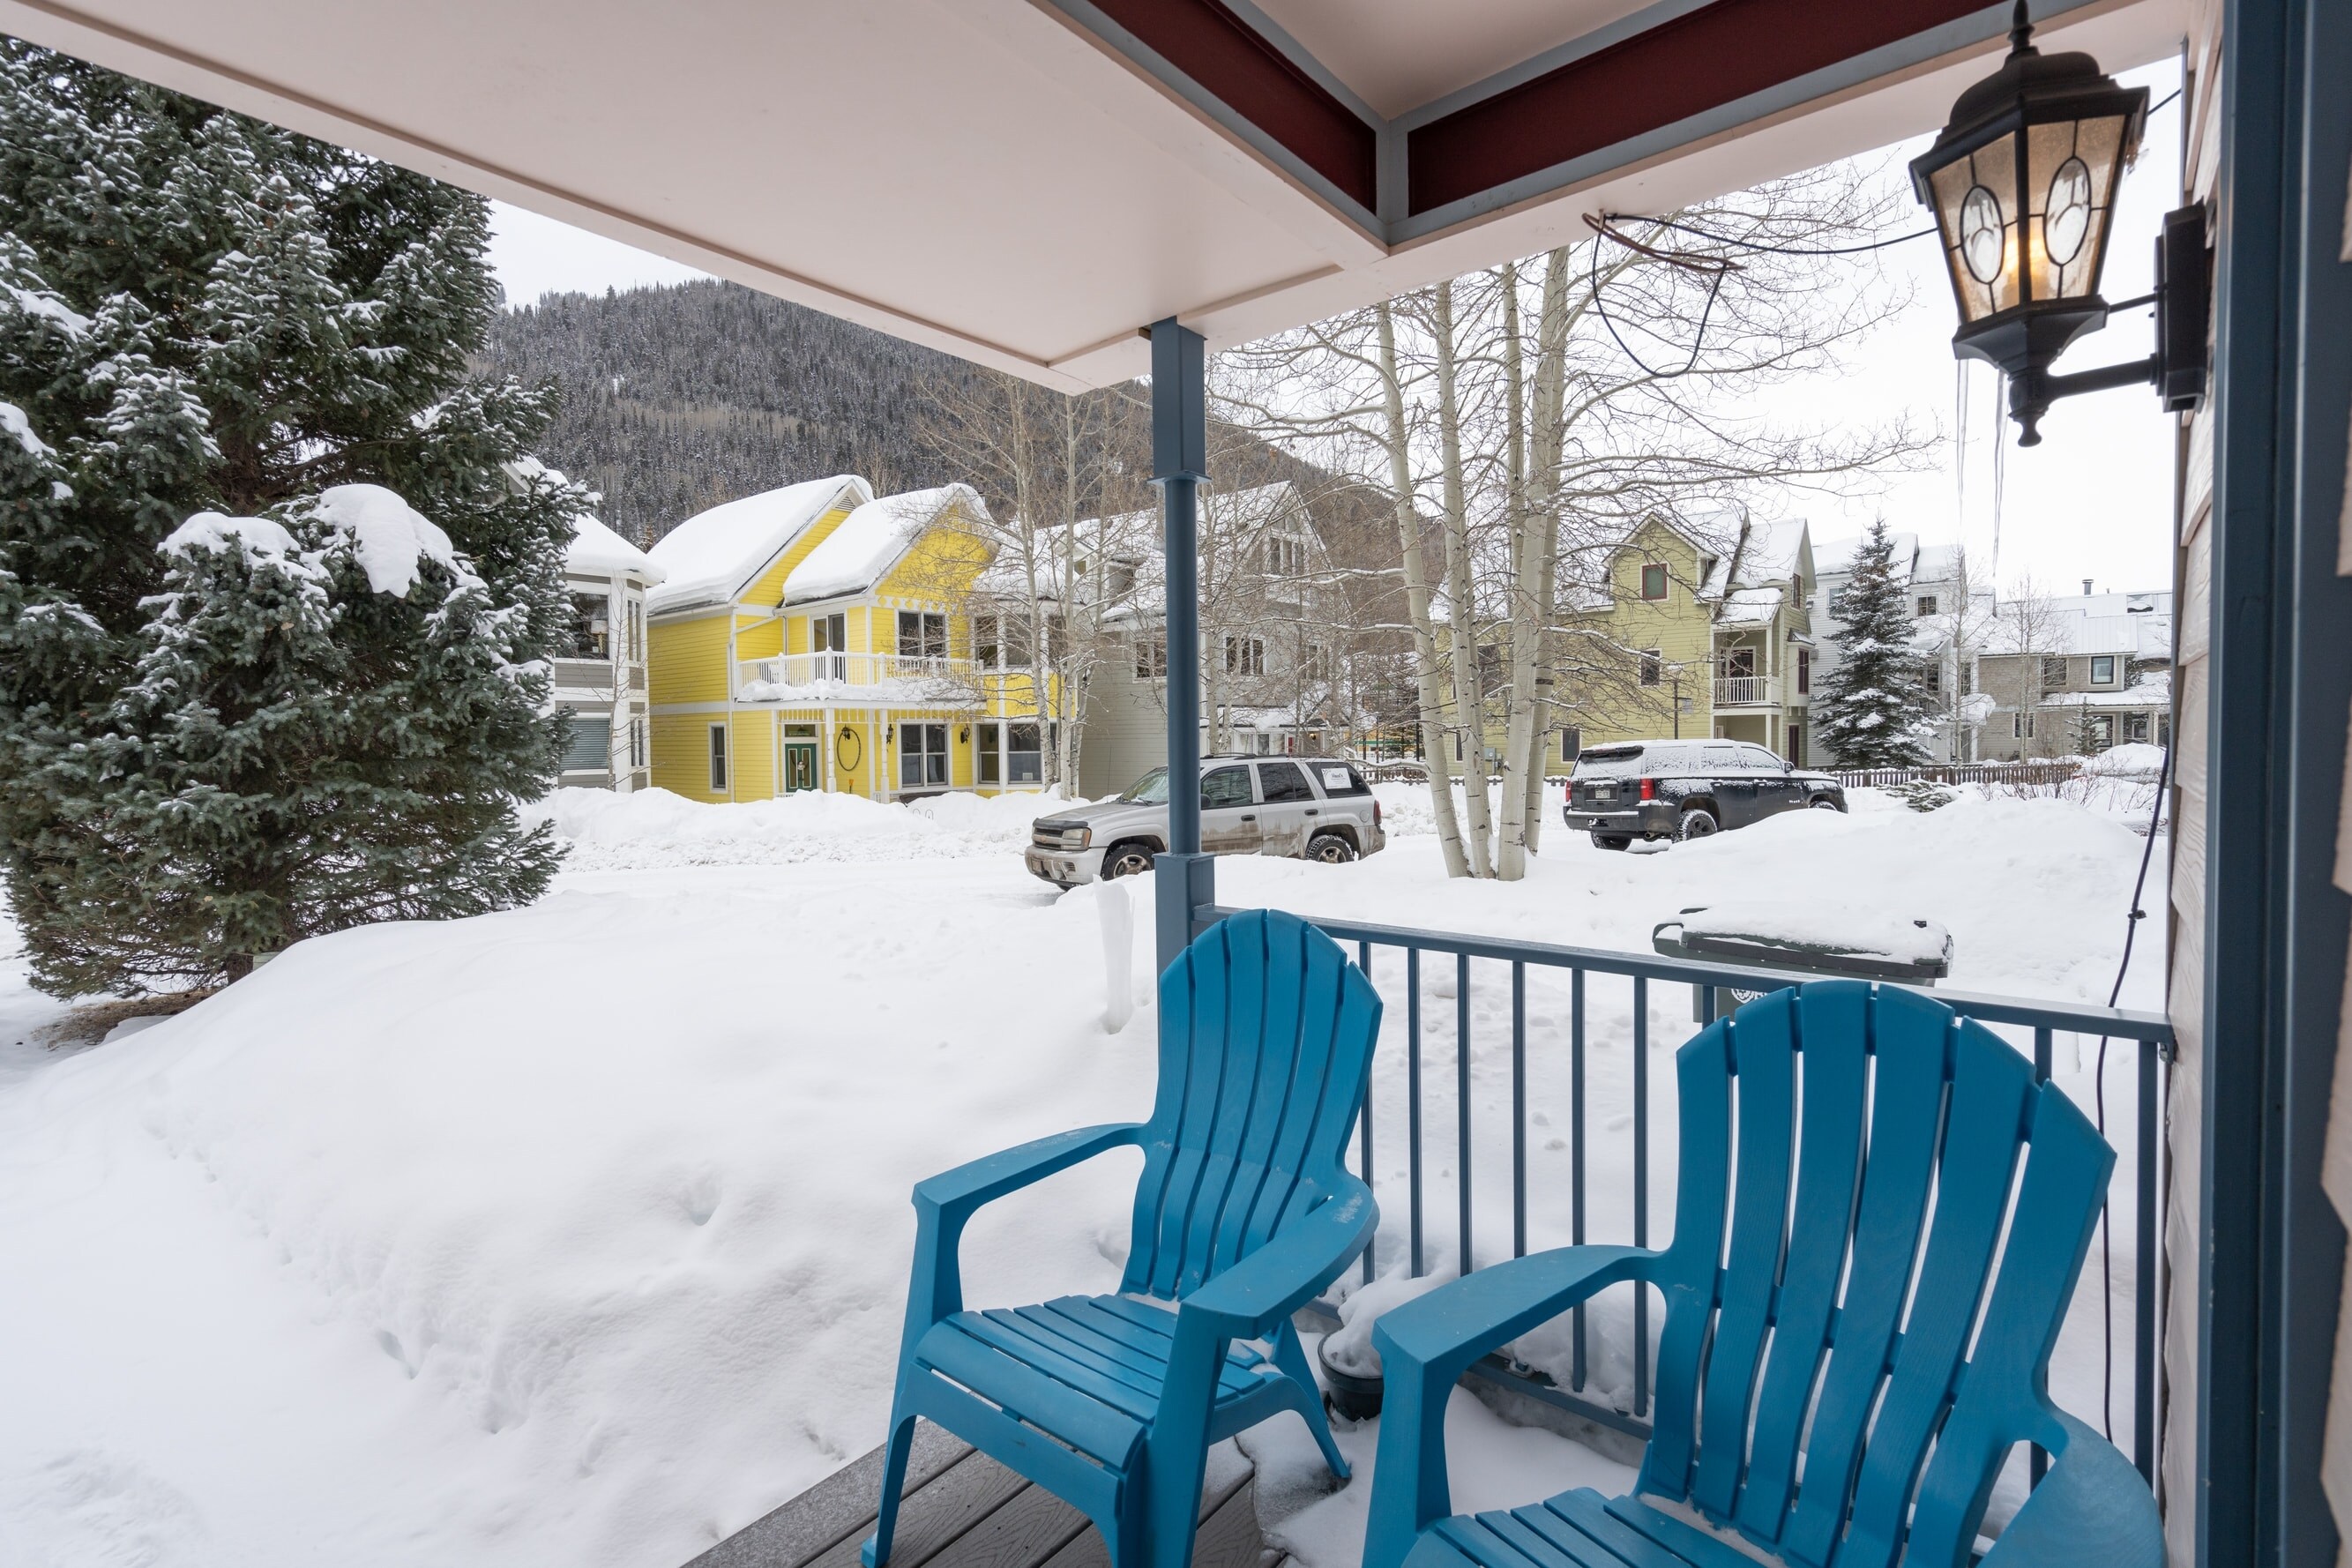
[[2091, 740, 2173, 1442], [1582, 214, 1736, 379]]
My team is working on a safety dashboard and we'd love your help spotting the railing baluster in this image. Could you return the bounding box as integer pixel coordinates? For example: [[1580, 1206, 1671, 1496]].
[[1459, 952, 1474, 1281], [1512, 961, 1527, 1260], [2135, 1036, 2158, 1480], [1633, 973, 1649, 1416], [1572, 967, 1587, 1392], [1197, 902, 2172, 1467], [1359, 939, 1375, 1284], [1408, 946, 1424, 1279]]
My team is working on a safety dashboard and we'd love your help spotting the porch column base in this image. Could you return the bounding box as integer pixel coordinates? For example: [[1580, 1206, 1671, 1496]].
[[1154, 852, 1216, 973]]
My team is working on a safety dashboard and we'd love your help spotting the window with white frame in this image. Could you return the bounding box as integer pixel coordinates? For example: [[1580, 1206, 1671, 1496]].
[[629, 717, 646, 770], [1225, 635, 1265, 676], [897, 610, 946, 661], [1639, 648, 1662, 687], [1007, 722, 1043, 784], [899, 721, 949, 789], [1916, 594, 1939, 616], [974, 614, 999, 669], [2013, 712, 2035, 738], [708, 724, 728, 791], [1136, 632, 1166, 678]]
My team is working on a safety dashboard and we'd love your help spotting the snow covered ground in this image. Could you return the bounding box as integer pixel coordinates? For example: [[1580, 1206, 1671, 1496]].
[[0, 784, 2164, 1568]]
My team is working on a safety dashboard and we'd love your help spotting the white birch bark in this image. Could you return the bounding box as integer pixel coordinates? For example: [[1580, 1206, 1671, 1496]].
[[1432, 280, 1495, 877], [1378, 302, 1469, 878]]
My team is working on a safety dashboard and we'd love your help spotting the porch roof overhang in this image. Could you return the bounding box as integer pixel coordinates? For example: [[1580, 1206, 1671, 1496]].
[[0, 0, 2185, 390]]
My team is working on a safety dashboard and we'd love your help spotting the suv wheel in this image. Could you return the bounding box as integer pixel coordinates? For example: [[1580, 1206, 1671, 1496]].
[[1811, 796, 1844, 812], [1307, 831, 1357, 865], [1102, 842, 1157, 878], [1592, 833, 1631, 851], [1677, 806, 1721, 840]]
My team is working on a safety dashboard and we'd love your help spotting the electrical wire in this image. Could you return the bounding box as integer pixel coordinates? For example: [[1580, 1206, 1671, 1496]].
[[1605, 213, 1938, 256], [1585, 218, 1733, 379], [2090, 740, 2173, 1442]]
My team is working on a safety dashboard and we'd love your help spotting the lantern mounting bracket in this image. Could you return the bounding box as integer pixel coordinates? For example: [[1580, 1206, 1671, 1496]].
[[2005, 200, 2212, 444]]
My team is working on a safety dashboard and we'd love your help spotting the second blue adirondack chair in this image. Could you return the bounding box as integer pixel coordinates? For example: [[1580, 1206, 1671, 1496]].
[[865, 907, 1382, 1568], [1364, 981, 2162, 1568]]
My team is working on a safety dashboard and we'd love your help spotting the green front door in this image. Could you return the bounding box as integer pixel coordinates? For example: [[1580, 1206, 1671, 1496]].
[[782, 741, 818, 793]]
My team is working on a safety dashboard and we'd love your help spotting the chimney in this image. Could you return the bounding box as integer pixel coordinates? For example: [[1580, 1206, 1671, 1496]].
[[2082, 578, 2093, 595]]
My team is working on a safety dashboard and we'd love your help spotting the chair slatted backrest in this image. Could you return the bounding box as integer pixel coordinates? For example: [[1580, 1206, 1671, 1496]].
[[1636, 982, 2114, 1568], [1124, 909, 1382, 1302]]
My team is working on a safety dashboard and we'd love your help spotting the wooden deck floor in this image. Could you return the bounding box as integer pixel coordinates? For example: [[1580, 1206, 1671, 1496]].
[[685, 1421, 1270, 1568]]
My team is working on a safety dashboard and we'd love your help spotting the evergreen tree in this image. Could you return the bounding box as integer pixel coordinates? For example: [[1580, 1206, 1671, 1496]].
[[1817, 519, 1936, 768], [0, 41, 584, 995]]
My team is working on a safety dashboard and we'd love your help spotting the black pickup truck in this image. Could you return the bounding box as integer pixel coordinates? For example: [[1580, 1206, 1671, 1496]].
[[1563, 740, 1846, 848]]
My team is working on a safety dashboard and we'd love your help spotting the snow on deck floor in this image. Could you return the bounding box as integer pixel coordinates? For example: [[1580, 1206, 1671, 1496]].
[[0, 788, 2162, 1567]]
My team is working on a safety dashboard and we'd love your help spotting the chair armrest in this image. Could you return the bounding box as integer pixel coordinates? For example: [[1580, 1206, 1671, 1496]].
[[1364, 1246, 1654, 1568], [1177, 1178, 1378, 1340], [902, 1123, 1144, 1331], [1978, 1411, 2162, 1568], [914, 1122, 1145, 1225]]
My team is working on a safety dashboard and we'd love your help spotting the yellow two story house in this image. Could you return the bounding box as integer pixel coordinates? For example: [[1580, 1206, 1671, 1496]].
[[646, 476, 1055, 802]]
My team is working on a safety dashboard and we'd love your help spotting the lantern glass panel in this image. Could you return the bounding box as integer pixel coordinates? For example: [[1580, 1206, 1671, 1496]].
[[1930, 131, 2020, 323], [2026, 114, 2128, 302]]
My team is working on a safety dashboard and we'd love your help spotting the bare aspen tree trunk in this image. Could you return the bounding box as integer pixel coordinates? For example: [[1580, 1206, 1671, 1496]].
[[1432, 281, 1496, 877], [1377, 302, 1469, 878], [1497, 248, 1572, 877]]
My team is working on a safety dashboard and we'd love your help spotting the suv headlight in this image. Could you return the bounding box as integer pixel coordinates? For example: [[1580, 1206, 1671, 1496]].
[[1059, 825, 1091, 850]]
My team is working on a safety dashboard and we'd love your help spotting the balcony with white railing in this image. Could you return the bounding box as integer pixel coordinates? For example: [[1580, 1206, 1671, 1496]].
[[1713, 673, 1780, 707], [735, 652, 982, 704]]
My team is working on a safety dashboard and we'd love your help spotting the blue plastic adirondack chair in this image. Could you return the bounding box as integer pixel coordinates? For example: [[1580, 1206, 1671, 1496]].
[[1364, 982, 2162, 1568], [865, 908, 1382, 1568]]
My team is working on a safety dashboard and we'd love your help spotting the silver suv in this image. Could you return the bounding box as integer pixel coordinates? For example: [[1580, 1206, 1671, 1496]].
[[1025, 757, 1387, 888]]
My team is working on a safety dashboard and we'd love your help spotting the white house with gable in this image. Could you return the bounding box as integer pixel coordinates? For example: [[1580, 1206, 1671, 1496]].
[[556, 513, 664, 792]]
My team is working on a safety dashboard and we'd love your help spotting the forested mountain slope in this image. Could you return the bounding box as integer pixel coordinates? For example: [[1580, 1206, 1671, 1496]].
[[482, 280, 984, 541]]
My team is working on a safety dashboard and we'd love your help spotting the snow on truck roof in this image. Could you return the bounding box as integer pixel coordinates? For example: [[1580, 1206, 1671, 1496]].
[[781, 484, 988, 605], [646, 475, 871, 615]]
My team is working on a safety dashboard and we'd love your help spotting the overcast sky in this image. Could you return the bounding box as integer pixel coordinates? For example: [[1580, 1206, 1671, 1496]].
[[487, 55, 2182, 598]]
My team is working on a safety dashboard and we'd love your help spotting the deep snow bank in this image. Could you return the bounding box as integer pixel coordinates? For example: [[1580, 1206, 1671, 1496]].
[[526, 785, 1072, 870], [0, 788, 2163, 1566]]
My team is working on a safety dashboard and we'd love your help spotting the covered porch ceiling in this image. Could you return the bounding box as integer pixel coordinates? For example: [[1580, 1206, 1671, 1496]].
[[0, 0, 2186, 388]]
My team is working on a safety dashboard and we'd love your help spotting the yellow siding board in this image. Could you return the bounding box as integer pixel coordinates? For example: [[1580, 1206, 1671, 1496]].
[[732, 710, 774, 800], [735, 616, 781, 660], [648, 614, 733, 706], [743, 504, 856, 608]]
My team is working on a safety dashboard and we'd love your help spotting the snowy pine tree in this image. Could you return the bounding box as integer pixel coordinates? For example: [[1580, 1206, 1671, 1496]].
[[0, 41, 584, 995], [1817, 519, 1936, 768]]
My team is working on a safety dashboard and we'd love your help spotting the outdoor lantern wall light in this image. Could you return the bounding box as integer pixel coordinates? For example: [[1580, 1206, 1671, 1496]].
[[1909, 0, 2209, 444]]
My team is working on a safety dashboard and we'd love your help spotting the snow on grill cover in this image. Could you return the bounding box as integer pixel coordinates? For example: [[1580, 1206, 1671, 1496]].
[[1672, 901, 1953, 967]]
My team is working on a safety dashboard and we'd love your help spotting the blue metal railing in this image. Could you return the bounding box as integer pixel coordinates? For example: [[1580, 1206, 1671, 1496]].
[[1208, 906, 2173, 1486]]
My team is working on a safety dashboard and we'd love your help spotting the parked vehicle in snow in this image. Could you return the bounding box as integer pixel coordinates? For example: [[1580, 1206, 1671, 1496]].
[[1024, 758, 1386, 886], [1562, 740, 1845, 848]]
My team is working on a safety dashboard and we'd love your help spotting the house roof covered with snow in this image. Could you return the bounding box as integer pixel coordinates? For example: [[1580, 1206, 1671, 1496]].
[[1987, 590, 2175, 658], [566, 514, 664, 584], [1812, 530, 1920, 583], [647, 475, 871, 615], [781, 484, 988, 605]]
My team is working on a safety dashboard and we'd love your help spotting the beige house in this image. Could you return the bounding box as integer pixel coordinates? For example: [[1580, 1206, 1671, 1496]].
[[1978, 588, 2174, 759]]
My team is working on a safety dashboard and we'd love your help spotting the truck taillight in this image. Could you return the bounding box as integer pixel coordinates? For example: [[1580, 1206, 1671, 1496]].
[[1639, 778, 1656, 802], [1373, 798, 1382, 827]]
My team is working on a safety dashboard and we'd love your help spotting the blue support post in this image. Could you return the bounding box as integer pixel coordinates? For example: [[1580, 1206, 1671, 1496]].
[[1151, 318, 1211, 974]]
